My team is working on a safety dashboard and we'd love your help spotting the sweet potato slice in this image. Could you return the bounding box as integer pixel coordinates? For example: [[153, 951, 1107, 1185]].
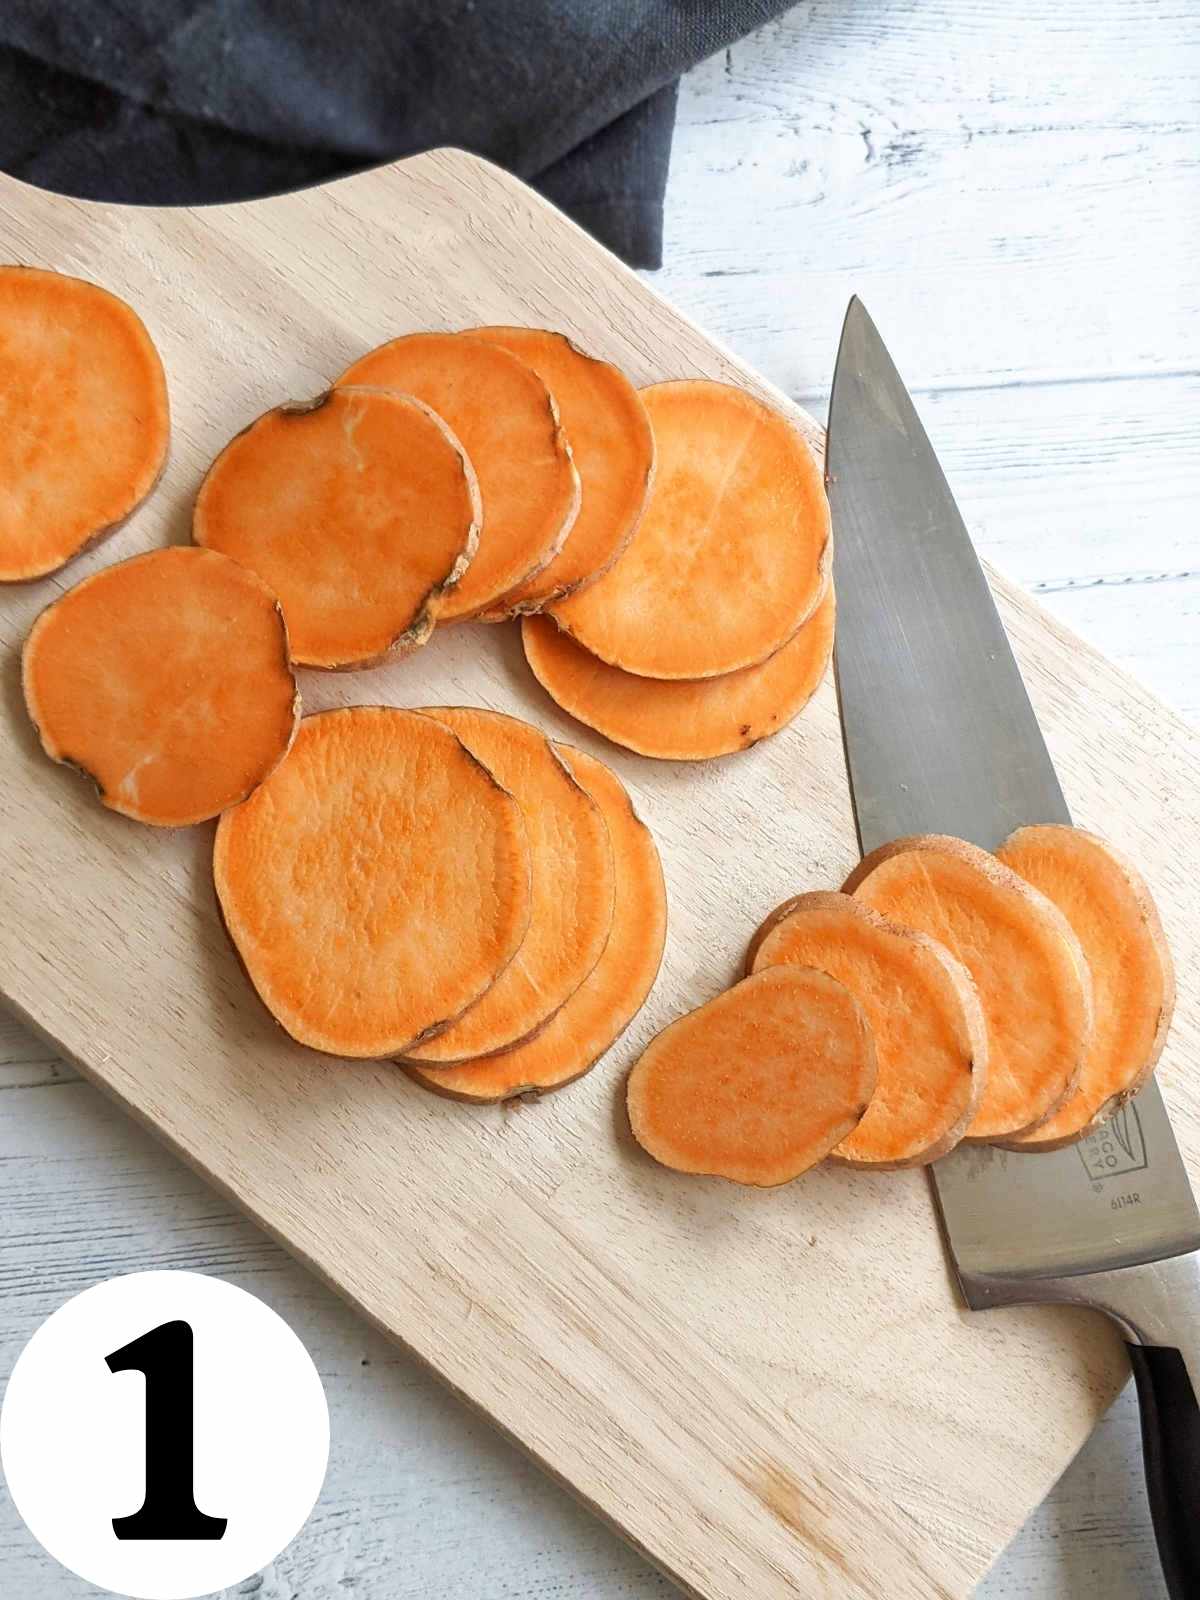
[[996, 825, 1175, 1150], [194, 387, 479, 668], [469, 328, 655, 615], [23, 547, 298, 827], [747, 891, 986, 1167], [845, 835, 1093, 1142], [409, 746, 666, 1101], [0, 266, 169, 581], [627, 966, 876, 1186], [522, 585, 835, 760], [214, 707, 531, 1058], [404, 709, 615, 1063], [550, 380, 830, 679], [336, 333, 579, 619]]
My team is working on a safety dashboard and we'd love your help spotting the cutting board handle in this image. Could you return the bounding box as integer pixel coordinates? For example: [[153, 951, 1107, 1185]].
[[1128, 1340, 1200, 1600]]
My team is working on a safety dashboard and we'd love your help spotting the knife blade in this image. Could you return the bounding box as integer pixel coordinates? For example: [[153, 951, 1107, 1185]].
[[827, 297, 1200, 1596]]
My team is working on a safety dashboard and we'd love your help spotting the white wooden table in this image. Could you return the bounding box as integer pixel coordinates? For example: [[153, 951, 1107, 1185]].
[[1, 3, 1194, 1595]]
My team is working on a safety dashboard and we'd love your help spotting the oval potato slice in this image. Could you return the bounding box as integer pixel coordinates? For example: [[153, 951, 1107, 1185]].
[[404, 709, 615, 1064], [469, 328, 655, 615], [627, 966, 877, 1187], [748, 891, 986, 1167], [996, 824, 1175, 1150], [214, 707, 531, 1058], [337, 332, 580, 619], [550, 380, 830, 679], [0, 266, 169, 582], [24, 547, 298, 827], [409, 746, 666, 1101], [845, 834, 1093, 1143], [522, 586, 834, 760], [194, 387, 480, 668]]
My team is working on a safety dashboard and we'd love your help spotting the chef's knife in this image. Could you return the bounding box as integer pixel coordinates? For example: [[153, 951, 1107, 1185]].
[[827, 297, 1200, 1598]]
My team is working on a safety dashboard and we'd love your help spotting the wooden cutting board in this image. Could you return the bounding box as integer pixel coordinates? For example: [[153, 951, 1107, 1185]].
[[1, 149, 1197, 1600]]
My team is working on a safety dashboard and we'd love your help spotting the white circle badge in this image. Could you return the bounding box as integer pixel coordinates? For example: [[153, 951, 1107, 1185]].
[[1, 1270, 329, 1599]]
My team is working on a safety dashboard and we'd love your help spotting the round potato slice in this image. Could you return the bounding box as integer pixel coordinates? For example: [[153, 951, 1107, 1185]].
[[404, 710, 615, 1064], [845, 834, 1093, 1143], [627, 966, 877, 1187], [0, 266, 169, 582], [469, 328, 655, 615], [550, 380, 830, 679], [194, 387, 480, 668], [214, 707, 532, 1058], [337, 333, 580, 619], [748, 891, 986, 1167], [996, 824, 1175, 1150], [522, 585, 835, 760], [409, 746, 666, 1101], [23, 547, 298, 827]]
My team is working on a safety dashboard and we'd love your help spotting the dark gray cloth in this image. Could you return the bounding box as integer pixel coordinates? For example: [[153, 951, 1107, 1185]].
[[0, 2, 792, 267]]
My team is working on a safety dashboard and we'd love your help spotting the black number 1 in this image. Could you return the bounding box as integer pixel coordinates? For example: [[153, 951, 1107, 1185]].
[[106, 1319, 228, 1540]]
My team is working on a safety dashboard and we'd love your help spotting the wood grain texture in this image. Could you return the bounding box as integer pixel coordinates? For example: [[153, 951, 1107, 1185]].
[[0, 1028, 1167, 1600], [0, 28, 1196, 1587], [663, 1, 1200, 390]]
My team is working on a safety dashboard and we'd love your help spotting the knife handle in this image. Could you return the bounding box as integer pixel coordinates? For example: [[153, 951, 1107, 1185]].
[[1062, 1252, 1200, 1600], [967, 1253, 1200, 1599], [1128, 1343, 1200, 1600]]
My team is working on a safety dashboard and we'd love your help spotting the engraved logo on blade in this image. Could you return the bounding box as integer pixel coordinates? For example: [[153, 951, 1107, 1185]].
[[1078, 1103, 1148, 1186]]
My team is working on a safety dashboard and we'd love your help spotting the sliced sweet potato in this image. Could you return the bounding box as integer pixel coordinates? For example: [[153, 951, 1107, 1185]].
[[845, 835, 1093, 1142], [23, 547, 298, 827], [523, 585, 835, 760], [404, 709, 615, 1063], [336, 332, 579, 619], [469, 328, 655, 615], [409, 746, 666, 1101], [214, 707, 531, 1058], [996, 824, 1175, 1150], [550, 380, 830, 679], [627, 966, 876, 1186], [0, 266, 169, 582], [194, 386, 479, 668], [747, 891, 986, 1167]]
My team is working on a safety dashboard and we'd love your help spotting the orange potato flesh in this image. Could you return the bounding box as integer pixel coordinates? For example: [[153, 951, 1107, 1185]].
[[214, 707, 531, 1058], [845, 835, 1093, 1142], [469, 328, 655, 614], [626, 966, 877, 1187], [23, 547, 298, 827], [336, 333, 579, 619], [748, 891, 986, 1167], [0, 266, 169, 581], [997, 825, 1175, 1150], [194, 387, 480, 668], [522, 585, 835, 760], [404, 709, 615, 1063], [550, 380, 830, 679], [409, 746, 666, 1101]]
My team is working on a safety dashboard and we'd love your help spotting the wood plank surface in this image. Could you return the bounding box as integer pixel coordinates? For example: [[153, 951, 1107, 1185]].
[[0, 145, 1196, 1600]]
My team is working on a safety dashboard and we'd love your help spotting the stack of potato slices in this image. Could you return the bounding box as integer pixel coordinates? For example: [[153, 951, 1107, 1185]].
[[214, 705, 666, 1102], [630, 829, 1174, 1184]]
